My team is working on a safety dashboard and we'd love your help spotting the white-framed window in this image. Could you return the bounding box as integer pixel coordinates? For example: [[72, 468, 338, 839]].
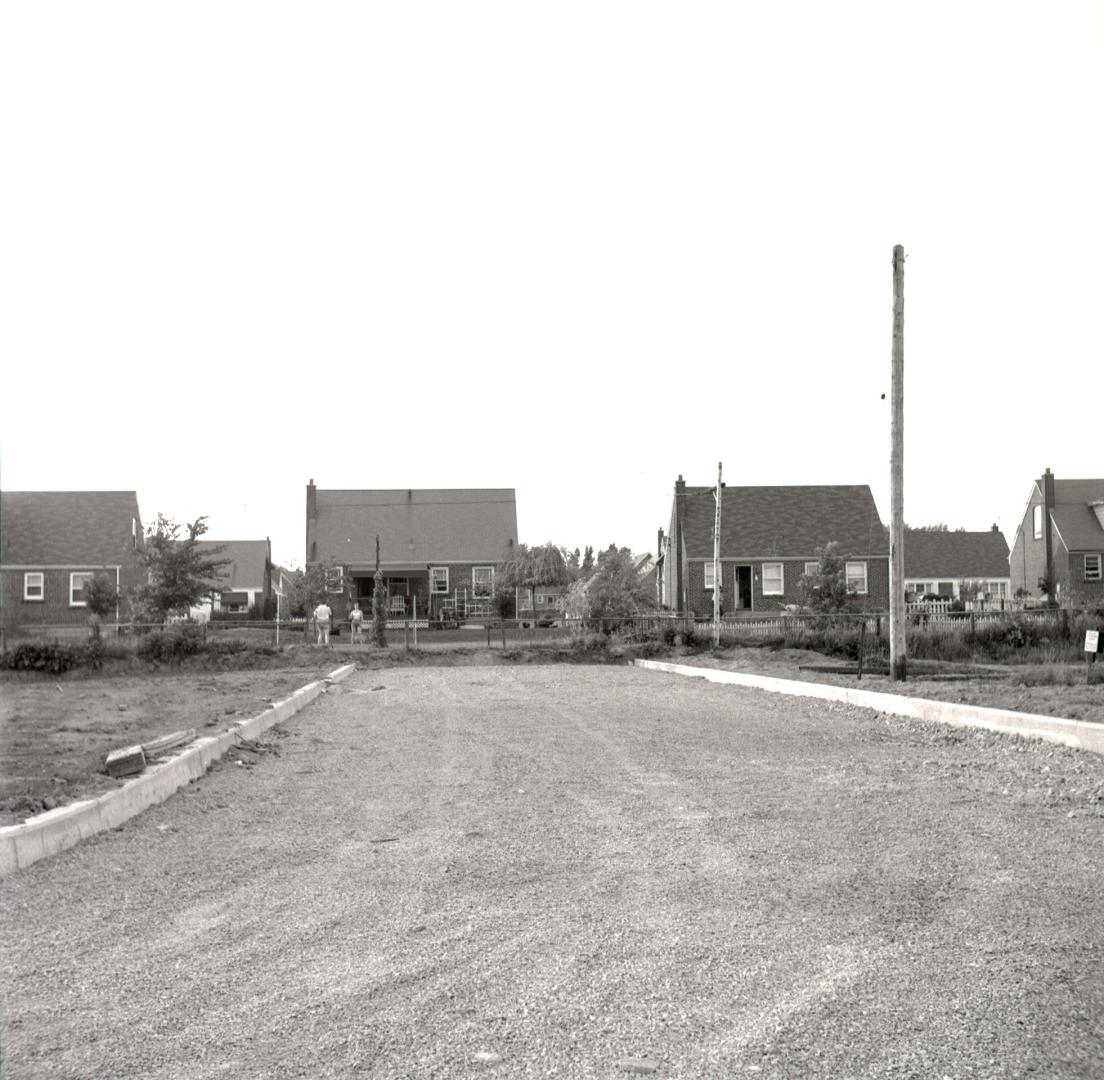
[[69, 572, 94, 607], [1086, 554, 1102, 581], [472, 566, 494, 596], [325, 565, 345, 593], [24, 572, 44, 601], [762, 562, 784, 596], [431, 566, 449, 594], [804, 561, 819, 577], [518, 591, 532, 610], [1033, 504, 1043, 540], [845, 561, 868, 594], [987, 581, 1008, 597], [703, 562, 716, 589]]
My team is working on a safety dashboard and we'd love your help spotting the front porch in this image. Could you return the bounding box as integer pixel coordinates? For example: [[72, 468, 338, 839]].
[[350, 570, 494, 623]]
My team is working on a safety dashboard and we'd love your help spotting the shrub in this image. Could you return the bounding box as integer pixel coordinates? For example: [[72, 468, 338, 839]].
[[4, 641, 78, 673], [136, 623, 207, 664]]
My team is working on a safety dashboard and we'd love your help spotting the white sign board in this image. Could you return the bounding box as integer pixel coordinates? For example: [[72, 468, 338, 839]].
[[1086, 629, 1100, 653]]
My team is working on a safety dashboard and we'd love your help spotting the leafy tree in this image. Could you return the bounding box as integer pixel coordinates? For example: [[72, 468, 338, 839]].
[[581, 545, 595, 578], [566, 548, 581, 578], [82, 571, 118, 623], [797, 542, 860, 613], [81, 571, 118, 668], [567, 545, 656, 619], [499, 542, 571, 618], [134, 516, 231, 623]]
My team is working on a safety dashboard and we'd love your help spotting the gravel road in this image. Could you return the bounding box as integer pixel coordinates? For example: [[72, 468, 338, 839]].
[[3, 664, 1102, 1078]]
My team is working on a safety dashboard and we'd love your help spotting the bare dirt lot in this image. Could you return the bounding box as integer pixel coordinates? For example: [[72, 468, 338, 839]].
[[1, 643, 1100, 827], [0, 656, 337, 825]]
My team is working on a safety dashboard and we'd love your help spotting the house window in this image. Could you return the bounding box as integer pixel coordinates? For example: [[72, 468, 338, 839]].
[[24, 572, 44, 601], [431, 567, 449, 594], [988, 581, 1008, 597], [804, 562, 819, 577], [703, 562, 716, 589], [1033, 505, 1043, 540], [70, 572, 94, 607], [472, 566, 494, 596], [845, 561, 868, 594], [1086, 554, 1103, 581], [762, 562, 784, 596]]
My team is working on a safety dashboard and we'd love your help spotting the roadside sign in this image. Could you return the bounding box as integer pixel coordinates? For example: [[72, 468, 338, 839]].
[[1086, 629, 1101, 654]]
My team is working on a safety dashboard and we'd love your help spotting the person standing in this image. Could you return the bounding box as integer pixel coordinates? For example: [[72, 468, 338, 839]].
[[348, 602, 364, 644], [313, 600, 333, 646]]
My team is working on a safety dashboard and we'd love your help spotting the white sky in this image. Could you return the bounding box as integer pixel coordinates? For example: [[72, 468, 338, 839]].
[[2, 2, 1101, 570]]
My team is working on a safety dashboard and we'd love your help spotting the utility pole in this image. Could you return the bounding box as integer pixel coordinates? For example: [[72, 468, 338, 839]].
[[890, 245, 907, 682], [712, 461, 723, 648]]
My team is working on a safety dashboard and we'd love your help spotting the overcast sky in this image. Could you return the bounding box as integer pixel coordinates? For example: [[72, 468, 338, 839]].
[[2, 2, 1101, 570]]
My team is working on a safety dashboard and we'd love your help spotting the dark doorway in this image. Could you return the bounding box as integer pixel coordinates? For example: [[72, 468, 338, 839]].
[[734, 565, 752, 610]]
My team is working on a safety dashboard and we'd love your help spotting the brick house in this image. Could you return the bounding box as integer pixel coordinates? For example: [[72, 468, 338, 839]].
[[903, 529, 1011, 603], [656, 476, 889, 615], [1009, 468, 1104, 606], [304, 480, 519, 620], [189, 539, 273, 617], [1, 490, 145, 637]]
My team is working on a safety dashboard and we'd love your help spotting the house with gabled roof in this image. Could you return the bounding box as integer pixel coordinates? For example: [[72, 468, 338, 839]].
[[190, 539, 273, 617], [1, 490, 145, 636], [1009, 468, 1104, 606], [656, 475, 889, 615], [304, 480, 519, 620], [903, 528, 1011, 603]]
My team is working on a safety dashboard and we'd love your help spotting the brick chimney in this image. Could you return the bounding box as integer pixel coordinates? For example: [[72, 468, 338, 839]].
[[1041, 468, 1055, 595], [673, 475, 687, 611]]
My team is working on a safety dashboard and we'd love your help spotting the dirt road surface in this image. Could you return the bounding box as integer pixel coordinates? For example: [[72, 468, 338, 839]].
[[3, 664, 1102, 1078]]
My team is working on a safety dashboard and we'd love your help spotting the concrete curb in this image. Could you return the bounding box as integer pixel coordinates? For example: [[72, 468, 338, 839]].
[[0, 663, 356, 878], [634, 659, 1104, 755]]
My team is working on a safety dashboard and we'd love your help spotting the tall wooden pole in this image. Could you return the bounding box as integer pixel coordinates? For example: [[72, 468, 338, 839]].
[[890, 245, 907, 682], [712, 461, 723, 648]]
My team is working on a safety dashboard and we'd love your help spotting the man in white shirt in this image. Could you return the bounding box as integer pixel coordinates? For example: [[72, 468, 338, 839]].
[[313, 601, 333, 646]]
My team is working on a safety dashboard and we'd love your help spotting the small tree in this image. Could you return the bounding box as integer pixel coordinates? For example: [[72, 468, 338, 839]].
[[499, 542, 572, 621], [82, 572, 118, 627], [135, 516, 231, 624], [371, 568, 388, 646], [798, 542, 859, 613], [572, 545, 656, 620], [81, 571, 118, 668]]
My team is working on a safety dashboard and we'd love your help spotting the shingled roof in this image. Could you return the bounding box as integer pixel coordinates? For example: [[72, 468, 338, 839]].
[[1049, 479, 1104, 551], [903, 529, 1010, 579], [676, 485, 888, 559], [309, 487, 519, 567], [192, 540, 270, 590], [0, 490, 143, 565]]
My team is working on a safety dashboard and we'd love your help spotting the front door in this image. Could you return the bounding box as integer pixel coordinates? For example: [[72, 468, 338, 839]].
[[735, 565, 752, 610]]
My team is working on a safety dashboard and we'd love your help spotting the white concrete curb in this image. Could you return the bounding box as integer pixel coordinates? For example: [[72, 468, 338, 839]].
[[634, 659, 1104, 755], [0, 663, 356, 877]]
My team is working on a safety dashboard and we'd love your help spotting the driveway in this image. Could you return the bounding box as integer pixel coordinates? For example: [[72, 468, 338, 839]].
[[3, 665, 1102, 1078]]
